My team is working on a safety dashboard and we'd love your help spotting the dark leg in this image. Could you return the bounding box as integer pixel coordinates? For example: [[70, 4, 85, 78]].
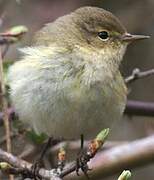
[[76, 134, 84, 175], [76, 134, 90, 178], [30, 137, 53, 180], [38, 137, 53, 162]]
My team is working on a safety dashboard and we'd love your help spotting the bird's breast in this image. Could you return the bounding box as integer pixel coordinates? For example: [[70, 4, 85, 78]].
[[8, 48, 127, 139]]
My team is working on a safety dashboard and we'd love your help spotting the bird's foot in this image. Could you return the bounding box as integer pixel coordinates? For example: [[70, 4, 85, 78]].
[[21, 137, 53, 179], [21, 161, 42, 180], [30, 161, 42, 180], [75, 134, 91, 178], [76, 150, 91, 178]]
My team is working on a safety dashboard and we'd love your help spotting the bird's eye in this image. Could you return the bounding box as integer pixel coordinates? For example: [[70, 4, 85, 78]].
[[98, 31, 109, 41]]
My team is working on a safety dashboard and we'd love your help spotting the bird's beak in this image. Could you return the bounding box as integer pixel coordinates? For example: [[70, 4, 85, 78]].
[[121, 33, 150, 42]]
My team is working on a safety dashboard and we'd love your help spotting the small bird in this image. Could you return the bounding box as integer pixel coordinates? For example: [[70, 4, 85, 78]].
[[8, 6, 149, 139]]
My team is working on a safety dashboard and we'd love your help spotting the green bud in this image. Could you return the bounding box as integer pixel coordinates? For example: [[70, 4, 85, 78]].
[[0, 162, 11, 170], [96, 128, 109, 142], [8, 25, 28, 36], [118, 170, 131, 180]]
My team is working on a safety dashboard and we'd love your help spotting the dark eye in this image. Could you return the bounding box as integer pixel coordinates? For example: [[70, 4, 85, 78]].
[[98, 31, 109, 40]]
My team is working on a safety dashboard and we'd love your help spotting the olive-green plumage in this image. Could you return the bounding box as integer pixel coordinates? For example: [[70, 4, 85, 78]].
[[8, 6, 149, 138]]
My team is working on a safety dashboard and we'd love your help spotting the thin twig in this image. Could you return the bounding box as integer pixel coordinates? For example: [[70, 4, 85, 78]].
[[0, 44, 13, 180], [0, 36, 18, 45], [0, 107, 15, 126], [0, 133, 17, 146], [0, 48, 11, 153], [2, 44, 9, 58], [0, 25, 28, 45], [125, 68, 154, 84]]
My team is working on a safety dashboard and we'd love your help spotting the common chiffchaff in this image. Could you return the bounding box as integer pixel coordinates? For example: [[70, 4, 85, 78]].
[[8, 7, 149, 139]]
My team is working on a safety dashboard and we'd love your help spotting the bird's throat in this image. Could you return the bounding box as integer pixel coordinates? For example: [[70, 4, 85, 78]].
[[74, 45, 126, 87]]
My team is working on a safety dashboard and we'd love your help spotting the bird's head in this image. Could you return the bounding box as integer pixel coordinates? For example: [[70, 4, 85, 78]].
[[70, 7, 149, 59], [35, 6, 149, 63]]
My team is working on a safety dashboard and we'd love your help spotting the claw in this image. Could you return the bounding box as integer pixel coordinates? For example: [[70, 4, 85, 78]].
[[31, 161, 42, 180], [21, 162, 42, 180], [76, 151, 91, 178], [75, 134, 91, 178], [21, 137, 53, 180]]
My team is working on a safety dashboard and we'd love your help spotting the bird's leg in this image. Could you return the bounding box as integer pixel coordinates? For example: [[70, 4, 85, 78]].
[[38, 137, 53, 162], [27, 137, 53, 180], [76, 134, 91, 178]]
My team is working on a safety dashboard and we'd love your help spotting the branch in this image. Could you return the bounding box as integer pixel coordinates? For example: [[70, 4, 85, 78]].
[[1, 135, 154, 179], [125, 68, 154, 84], [125, 100, 154, 117], [0, 25, 28, 45], [0, 129, 109, 180], [66, 134, 154, 180]]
